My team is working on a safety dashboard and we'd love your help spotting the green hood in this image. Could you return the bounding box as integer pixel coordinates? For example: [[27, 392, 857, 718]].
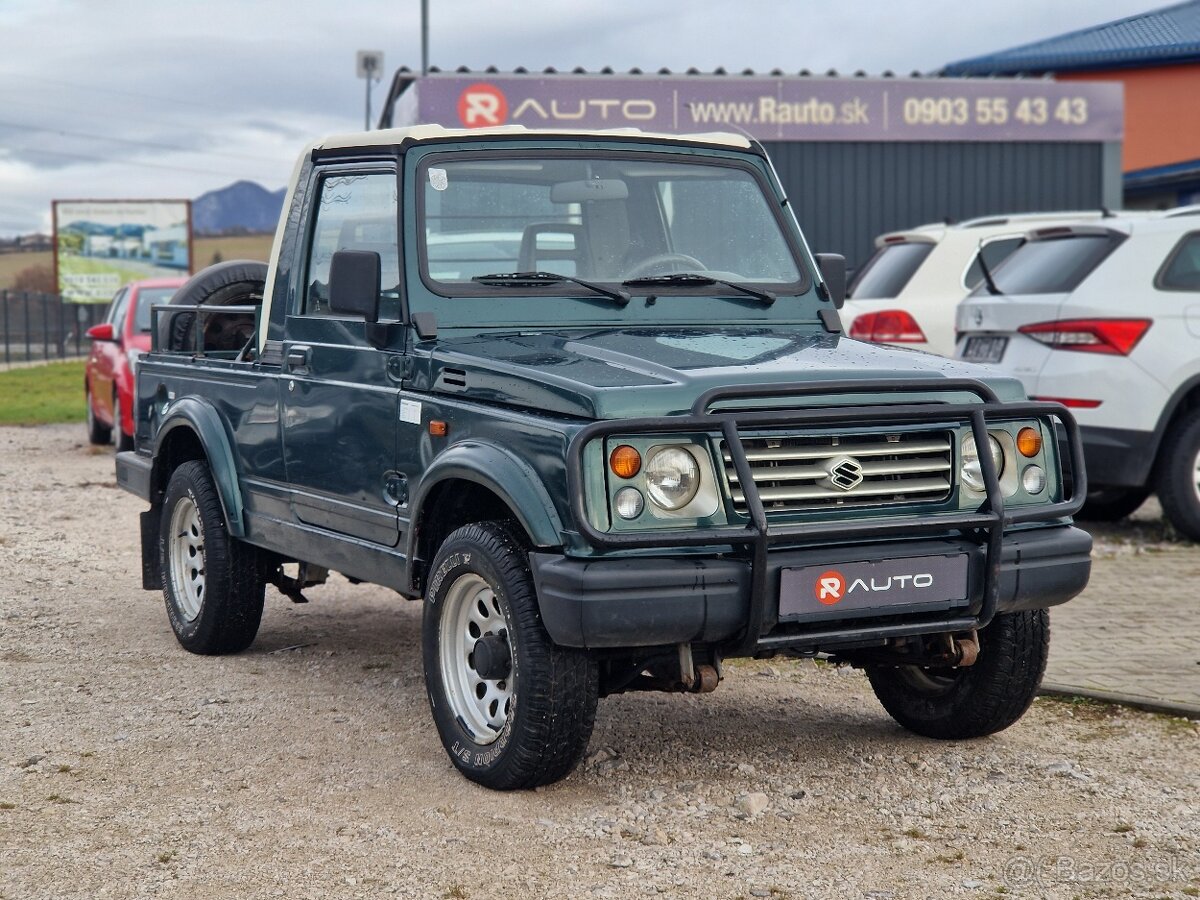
[[425, 326, 1026, 420]]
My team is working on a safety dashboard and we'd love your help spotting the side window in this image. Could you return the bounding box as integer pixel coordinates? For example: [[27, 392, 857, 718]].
[[964, 237, 1023, 289], [1157, 232, 1200, 291], [304, 171, 400, 319]]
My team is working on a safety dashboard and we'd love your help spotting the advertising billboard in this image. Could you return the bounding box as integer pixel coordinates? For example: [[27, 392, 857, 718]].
[[52, 199, 192, 303], [404, 75, 1123, 143]]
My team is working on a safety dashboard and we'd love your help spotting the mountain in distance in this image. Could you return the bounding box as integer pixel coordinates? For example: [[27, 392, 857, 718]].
[[192, 180, 286, 234]]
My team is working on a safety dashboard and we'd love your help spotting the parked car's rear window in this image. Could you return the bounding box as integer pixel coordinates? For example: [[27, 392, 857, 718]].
[[1157, 232, 1200, 291], [963, 237, 1023, 289], [133, 288, 180, 333], [848, 242, 934, 299], [974, 234, 1119, 296]]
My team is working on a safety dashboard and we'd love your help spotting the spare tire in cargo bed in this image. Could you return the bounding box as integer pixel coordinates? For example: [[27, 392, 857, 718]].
[[159, 260, 268, 354]]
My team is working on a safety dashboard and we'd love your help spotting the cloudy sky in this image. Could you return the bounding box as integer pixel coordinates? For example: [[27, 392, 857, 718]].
[[0, 0, 1158, 236]]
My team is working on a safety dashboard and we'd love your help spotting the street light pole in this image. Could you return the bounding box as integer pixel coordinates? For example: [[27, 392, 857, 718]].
[[421, 0, 429, 76], [356, 50, 385, 131]]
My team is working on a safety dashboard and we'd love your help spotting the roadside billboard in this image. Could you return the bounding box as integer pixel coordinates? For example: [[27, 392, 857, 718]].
[[52, 199, 192, 303]]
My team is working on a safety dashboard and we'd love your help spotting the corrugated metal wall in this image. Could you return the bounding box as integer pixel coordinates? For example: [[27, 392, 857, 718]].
[[765, 141, 1107, 271]]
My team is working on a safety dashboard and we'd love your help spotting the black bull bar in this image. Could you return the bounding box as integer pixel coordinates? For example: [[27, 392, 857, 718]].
[[565, 379, 1087, 657]]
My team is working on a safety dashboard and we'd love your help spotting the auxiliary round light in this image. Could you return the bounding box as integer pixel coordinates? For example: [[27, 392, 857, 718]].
[[614, 487, 645, 520], [609, 444, 642, 479], [1016, 427, 1043, 458], [645, 447, 701, 510], [961, 433, 1005, 492], [1022, 465, 1047, 495]]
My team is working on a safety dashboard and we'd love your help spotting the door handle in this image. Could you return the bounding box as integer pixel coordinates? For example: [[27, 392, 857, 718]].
[[286, 346, 311, 371]]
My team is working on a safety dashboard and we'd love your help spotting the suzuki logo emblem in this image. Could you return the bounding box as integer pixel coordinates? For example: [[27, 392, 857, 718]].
[[826, 456, 865, 491], [972, 307, 984, 327]]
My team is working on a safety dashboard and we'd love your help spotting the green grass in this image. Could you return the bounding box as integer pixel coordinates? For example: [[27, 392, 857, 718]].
[[0, 361, 86, 425]]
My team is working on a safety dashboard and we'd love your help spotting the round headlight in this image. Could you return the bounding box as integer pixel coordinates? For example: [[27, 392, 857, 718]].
[[645, 447, 700, 510], [961, 433, 1004, 492]]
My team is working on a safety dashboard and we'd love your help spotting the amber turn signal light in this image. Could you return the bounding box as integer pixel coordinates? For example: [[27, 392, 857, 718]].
[[429, 420, 448, 437], [1017, 427, 1042, 457], [609, 444, 641, 479]]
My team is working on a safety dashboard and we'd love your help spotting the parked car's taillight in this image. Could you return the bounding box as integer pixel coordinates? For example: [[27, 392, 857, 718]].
[[1017, 319, 1151, 355], [849, 310, 927, 343]]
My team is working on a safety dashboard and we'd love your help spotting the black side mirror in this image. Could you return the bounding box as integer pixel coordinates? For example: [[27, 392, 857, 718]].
[[815, 253, 846, 309], [329, 250, 381, 323]]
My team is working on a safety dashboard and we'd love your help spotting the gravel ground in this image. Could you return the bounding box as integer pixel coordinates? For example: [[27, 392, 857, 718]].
[[1, 424, 1197, 900]]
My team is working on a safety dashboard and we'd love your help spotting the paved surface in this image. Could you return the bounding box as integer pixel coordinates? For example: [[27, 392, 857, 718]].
[[1043, 498, 1200, 716]]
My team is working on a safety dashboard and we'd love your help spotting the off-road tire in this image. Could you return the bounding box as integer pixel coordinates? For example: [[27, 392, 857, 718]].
[[866, 610, 1049, 740], [423, 521, 598, 790], [159, 460, 265, 654], [1155, 415, 1200, 541], [1078, 487, 1149, 522], [85, 384, 111, 445], [159, 260, 267, 354]]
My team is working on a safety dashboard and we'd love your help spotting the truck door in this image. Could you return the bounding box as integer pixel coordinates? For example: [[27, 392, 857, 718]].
[[281, 166, 403, 546]]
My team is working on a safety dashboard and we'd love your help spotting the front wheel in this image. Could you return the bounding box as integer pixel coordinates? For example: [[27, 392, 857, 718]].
[[422, 521, 598, 790], [865, 610, 1049, 739], [159, 460, 265, 654]]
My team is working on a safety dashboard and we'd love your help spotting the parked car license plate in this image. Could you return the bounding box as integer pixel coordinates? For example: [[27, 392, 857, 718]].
[[779, 554, 970, 619], [962, 336, 1008, 364]]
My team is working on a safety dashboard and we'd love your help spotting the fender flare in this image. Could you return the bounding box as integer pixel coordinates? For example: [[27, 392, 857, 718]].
[[154, 397, 246, 538], [406, 440, 565, 575]]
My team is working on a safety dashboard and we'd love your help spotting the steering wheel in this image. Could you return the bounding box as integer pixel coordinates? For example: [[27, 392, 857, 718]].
[[625, 253, 708, 279]]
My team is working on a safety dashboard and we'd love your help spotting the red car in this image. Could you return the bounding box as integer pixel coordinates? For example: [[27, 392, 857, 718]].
[[85, 277, 188, 450]]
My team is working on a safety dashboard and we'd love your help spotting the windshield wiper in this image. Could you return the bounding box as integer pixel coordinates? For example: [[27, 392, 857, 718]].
[[975, 247, 1004, 296], [621, 272, 776, 306], [472, 271, 630, 307]]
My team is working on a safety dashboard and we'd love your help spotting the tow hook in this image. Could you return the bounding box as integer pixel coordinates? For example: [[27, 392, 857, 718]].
[[951, 631, 980, 667], [678, 644, 721, 693]]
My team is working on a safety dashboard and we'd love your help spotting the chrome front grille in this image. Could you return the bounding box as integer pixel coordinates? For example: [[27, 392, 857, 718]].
[[723, 430, 954, 514]]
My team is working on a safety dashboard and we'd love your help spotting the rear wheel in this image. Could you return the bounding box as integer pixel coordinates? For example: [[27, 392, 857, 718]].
[[1078, 487, 1149, 522], [422, 521, 598, 790], [85, 385, 111, 445], [1156, 416, 1200, 541], [113, 389, 133, 452], [866, 610, 1049, 739], [159, 460, 265, 654]]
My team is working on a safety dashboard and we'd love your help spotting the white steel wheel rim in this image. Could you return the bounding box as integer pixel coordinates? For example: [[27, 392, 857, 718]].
[[1192, 448, 1200, 503], [438, 573, 514, 745], [168, 497, 205, 622]]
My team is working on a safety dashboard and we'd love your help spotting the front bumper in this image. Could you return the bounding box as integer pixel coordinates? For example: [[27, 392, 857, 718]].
[[531, 525, 1092, 651], [562, 377, 1089, 656]]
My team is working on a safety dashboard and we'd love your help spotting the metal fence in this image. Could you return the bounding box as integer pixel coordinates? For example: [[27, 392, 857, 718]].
[[0, 291, 109, 365]]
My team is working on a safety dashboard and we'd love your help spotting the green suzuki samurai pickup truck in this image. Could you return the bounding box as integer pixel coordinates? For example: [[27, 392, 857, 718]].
[[116, 125, 1092, 790]]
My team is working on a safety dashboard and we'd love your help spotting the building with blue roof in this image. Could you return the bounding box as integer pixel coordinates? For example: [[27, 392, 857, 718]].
[[944, 1, 1200, 206]]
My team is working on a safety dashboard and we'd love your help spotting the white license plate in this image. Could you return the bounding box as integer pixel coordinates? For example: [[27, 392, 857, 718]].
[[962, 336, 1008, 364]]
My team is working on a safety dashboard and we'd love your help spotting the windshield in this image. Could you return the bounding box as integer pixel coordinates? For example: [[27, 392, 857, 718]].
[[133, 287, 179, 332], [970, 234, 1121, 296], [420, 154, 803, 290], [848, 242, 934, 299]]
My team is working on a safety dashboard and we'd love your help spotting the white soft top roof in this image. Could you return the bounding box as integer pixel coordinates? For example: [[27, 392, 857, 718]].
[[311, 124, 752, 152]]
